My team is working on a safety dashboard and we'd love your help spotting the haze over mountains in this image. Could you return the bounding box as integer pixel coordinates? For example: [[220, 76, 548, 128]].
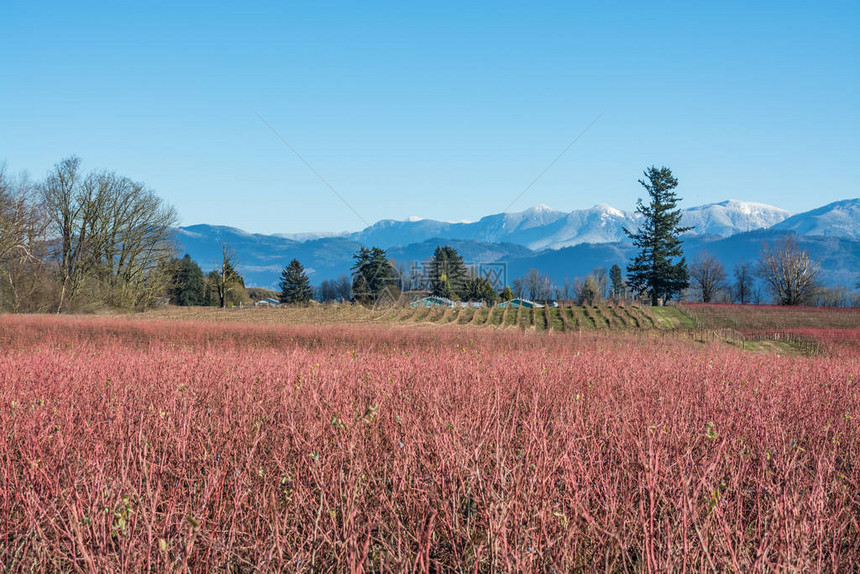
[[175, 199, 860, 290]]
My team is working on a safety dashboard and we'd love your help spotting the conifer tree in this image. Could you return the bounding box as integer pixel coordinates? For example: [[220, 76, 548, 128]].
[[463, 276, 499, 303], [428, 245, 468, 299], [167, 254, 205, 306], [436, 274, 456, 301], [351, 246, 395, 305], [623, 166, 692, 305], [279, 258, 313, 304]]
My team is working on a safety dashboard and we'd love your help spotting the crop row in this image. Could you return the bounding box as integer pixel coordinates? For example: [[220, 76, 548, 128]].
[[141, 302, 685, 332], [375, 302, 676, 332]]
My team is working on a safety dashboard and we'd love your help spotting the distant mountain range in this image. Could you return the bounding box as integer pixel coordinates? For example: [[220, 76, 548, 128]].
[[174, 199, 860, 290], [267, 200, 793, 250]]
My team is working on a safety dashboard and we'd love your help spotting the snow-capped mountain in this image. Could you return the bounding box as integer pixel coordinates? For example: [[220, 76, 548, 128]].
[[173, 198, 859, 288], [349, 204, 570, 248], [679, 200, 792, 236], [513, 204, 637, 250], [525, 200, 791, 249], [341, 200, 789, 251], [770, 199, 860, 239], [349, 217, 467, 248]]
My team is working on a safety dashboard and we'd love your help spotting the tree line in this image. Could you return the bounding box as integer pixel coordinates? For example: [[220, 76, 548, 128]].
[[272, 246, 504, 306], [162, 245, 251, 308], [99, 164, 860, 309], [0, 157, 178, 312], [3, 158, 854, 312], [168, 164, 848, 309], [0, 156, 261, 312]]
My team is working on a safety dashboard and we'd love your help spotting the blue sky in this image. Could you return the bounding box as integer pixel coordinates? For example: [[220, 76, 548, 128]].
[[2, 1, 858, 234]]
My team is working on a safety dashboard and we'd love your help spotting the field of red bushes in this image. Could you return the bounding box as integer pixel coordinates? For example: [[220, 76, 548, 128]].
[[1, 315, 858, 571], [681, 303, 860, 354], [682, 303, 860, 333]]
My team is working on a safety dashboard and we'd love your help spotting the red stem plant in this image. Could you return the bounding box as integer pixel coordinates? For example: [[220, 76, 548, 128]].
[[0, 315, 858, 571]]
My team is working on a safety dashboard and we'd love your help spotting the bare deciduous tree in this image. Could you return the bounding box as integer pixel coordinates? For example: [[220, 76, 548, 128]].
[[0, 167, 49, 311], [319, 274, 352, 302], [562, 277, 573, 301], [757, 236, 820, 306], [41, 156, 178, 311], [574, 276, 598, 305], [689, 252, 726, 303], [812, 285, 854, 307], [574, 267, 609, 305], [512, 277, 525, 299], [732, 262, 754, 304], [524, 269, 541, 301], [209, 243, 244, 308], [522, 269, 553, 301], [91, 171, 178, 308], [41, 156, 84, 311]]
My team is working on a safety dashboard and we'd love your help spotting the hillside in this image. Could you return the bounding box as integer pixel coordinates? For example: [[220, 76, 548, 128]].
[[771, 199, 860, 239], [174, 199, 859, 289]]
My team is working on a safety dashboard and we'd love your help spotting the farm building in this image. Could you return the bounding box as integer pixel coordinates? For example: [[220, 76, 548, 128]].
[[497, 298, 544, 309], [254, 298, 281, 307], [412, 296, 457, 308]]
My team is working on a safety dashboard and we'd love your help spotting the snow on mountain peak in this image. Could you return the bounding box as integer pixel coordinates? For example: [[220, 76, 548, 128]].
[[591, 203, 627, 218], [514, 204, 562, 219], [771, 198, 860, 239], [247, 199, 854, 254], [680, 200, 791, 235], [530, 204, 554, 212]]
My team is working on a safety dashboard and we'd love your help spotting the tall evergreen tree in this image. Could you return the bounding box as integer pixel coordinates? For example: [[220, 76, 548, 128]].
[[623, 166, 692, 305], [351, 246, 395, 305], [167, 254, 205, 306], [428, 245, 468, 299], [462, 276, 499, 303], [351, 273, 370, 304], [436, 274, 456, 300], [279, 258, 313, 304], [499, 285, 514, 302]]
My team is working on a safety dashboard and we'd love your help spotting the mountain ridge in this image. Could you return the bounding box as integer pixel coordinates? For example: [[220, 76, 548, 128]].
[[771, 199, 860, 238], [174, 198, 859, 289], [295, 199, 795, 250]]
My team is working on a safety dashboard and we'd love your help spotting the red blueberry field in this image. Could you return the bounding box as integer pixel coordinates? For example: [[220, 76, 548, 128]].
[[1, 314, 858, 571]]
